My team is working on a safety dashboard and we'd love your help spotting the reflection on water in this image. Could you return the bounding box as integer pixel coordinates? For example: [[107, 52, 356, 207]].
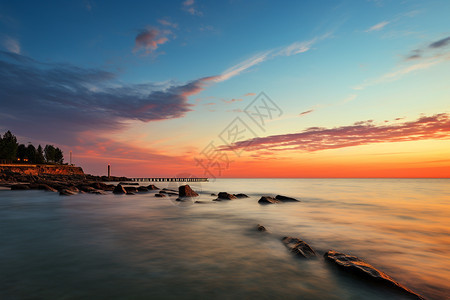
[[0, 179, 449, 299]]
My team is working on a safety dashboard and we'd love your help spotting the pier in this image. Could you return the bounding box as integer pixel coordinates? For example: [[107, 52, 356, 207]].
[[130, 177, 208, 182]]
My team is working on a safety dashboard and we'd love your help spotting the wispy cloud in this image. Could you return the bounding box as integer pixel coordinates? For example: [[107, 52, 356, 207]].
[[182, 0, 202, 16], [158, 19, 178, 28], [220, 114, 450, 153], [133, 27, 170, 55], [211, 33, 331, 83], [1, 36, 20, 54], [365, 21, 390, 32], [222, 98, 243, 104], [299, 109, 314, 116], [354, 58, 442, 90], [244, 93, 256, 96]]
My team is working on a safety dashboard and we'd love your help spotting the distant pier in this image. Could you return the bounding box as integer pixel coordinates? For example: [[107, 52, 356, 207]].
[[130, 177, 208, 182]]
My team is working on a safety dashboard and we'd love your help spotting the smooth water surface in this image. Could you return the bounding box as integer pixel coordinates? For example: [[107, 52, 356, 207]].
[[1, 179, 449, 299]]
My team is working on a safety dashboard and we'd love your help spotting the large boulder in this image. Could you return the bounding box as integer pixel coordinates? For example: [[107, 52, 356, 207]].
[[275, 195, 300, 202], [113, 184, 127, 194], [324, 250, 424, 300], [282, 237, 316, 258], [215, 192, 236, 200], [258, 196, 280, 204], [178, 185, 199, 197], [124, 186, 138, 193]]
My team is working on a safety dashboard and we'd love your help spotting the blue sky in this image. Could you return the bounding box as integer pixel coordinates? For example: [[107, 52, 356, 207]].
[[1, 0, 449, 177]]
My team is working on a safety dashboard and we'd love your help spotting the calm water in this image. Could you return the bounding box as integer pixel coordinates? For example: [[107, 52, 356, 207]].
[[0, 179, 449, 299]]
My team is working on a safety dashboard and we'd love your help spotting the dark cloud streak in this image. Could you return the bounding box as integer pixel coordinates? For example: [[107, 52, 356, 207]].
[[0, 51, 210, 144]]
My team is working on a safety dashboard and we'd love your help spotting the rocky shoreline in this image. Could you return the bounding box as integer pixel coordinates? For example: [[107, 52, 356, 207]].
[[0, 176, 427, 299]]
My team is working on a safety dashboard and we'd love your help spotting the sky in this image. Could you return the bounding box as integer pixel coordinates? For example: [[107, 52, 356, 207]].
[[0, 0, 449, 178]]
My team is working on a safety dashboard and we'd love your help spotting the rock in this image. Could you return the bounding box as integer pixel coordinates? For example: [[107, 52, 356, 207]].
[[137, 186, 149, 192], [257, 224, 267, 232], [38, 184, 57, 192], [78, 185, 97, 193], [275, 195, 300, 202], [282, 237, 316, 258], [124, 186, 138, 193], [211, 193, 217, 196], [155, 193, 166, 197], [147, 184, 159, 190], [324, 250, 425, 300], [59, 186, 80, 196], [159, 190, 178, 196], [126, 192, 135, 195], [119, 182, 139, 185], [178, 185, 199, 197], [90, 182, 114, 191], [234, 193, 249, 198], [11, 184, 30, 190], [217, 192, 236, 200], [195, 200, 214, 204], [163, 188, 178, 192], [258, 196, 280, 204], [113, 184, 127, 194], [92, 190, 107, 195]]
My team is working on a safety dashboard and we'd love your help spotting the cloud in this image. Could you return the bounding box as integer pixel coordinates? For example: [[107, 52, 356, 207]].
[[182, 0, 202, 16], [244, 93, 256, 96], [365, 21, 390, 32], [133, 27, 170, 55], [2, 36, 20, 54], [429, 36, 450, 49], [158, 19, 178, 28], [222, 98, 243, 104], [0, 51, 212, 144], [353, 58, 441, 90], [84, 0, 93, 12], [299, 109, 314, 116], [220, 113, 450, 153], [210, 33, 331, 83]]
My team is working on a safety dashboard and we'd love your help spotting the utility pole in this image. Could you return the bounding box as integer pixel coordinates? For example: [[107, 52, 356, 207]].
[[108, 164, 111, 179], [70, 151, 72, 165]]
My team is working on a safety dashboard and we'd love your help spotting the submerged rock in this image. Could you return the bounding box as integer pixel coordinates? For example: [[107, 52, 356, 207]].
[[147, 184, 159, 190], [275, 195, 300, 202], [282, 237, 316, 258], [155, 193, 166, 197], [113, 184, 127, 194], [137, 186, 149, 192], [257, 224, 267, 232], [59, 186, 79, 196], [234, 193, 249, 198], [258, 196, 280, 204], [324, 250, 425, 300], [178, 185, 199, 197]]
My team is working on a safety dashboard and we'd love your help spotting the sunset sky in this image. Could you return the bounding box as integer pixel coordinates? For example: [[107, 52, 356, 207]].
[[1, 0, 449, 178]]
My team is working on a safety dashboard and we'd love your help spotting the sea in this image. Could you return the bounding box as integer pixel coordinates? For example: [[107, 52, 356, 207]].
[[0, 178, 449, 300]]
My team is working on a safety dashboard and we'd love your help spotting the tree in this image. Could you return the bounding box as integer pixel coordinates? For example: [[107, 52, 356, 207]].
[[0, 131, 19, 160], [44, 145, 56, 163], [17, 144, 27, 161], [26, 144, 37, 163], [36, 145, 45, 164], [54, 147, 64, 164]]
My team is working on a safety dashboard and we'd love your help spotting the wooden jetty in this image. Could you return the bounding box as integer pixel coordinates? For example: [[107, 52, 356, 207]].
[[130, 177, 208, 182]]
